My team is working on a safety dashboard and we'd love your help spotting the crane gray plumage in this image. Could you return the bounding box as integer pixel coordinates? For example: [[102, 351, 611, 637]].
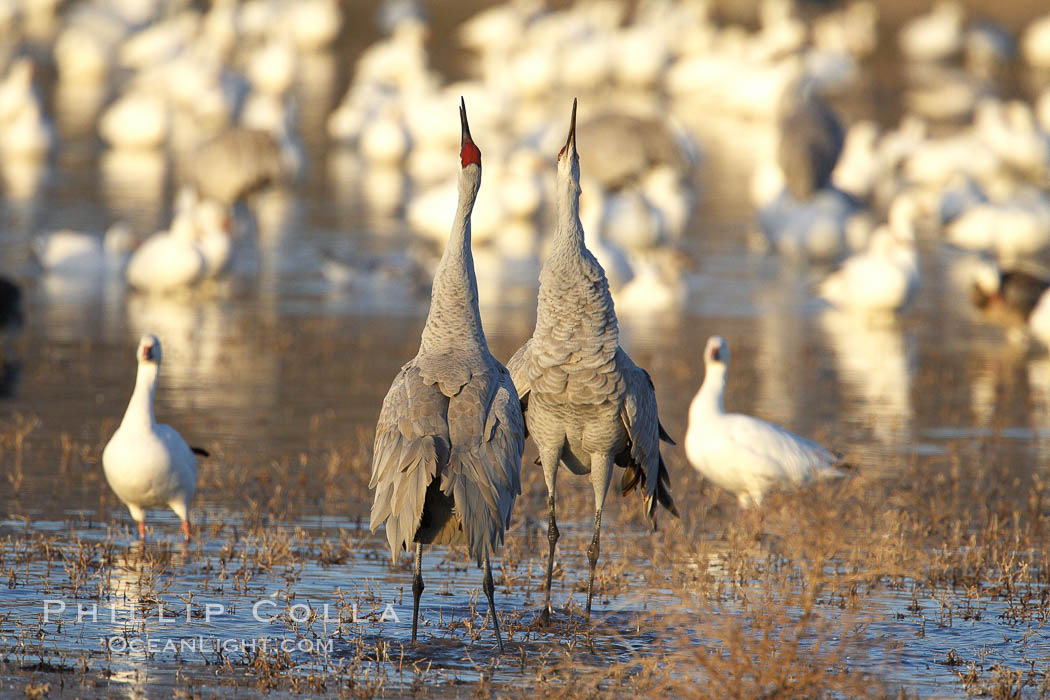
[[579, 112, 695, 189], [777, 78, 844, 200], [369, 98, 523, 652], [186, 127, 298, 204], [506, 99, 677, 623]]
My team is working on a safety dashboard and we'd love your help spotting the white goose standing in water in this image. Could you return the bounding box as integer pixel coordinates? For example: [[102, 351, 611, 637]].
[[102, 334, 205, 540], [685, 336, 845, 509]]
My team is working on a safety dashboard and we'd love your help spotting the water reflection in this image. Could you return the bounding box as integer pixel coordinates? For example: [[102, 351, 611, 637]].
[[752, 268, 814, 429], [818, 309, 915, 454], [100, 149, 168, 233], [1026, 355, 1050, 464], [125, 294, 278, 417]]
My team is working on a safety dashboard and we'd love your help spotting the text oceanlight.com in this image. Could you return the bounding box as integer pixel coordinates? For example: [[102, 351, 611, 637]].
[[104, 636, 334, 655]]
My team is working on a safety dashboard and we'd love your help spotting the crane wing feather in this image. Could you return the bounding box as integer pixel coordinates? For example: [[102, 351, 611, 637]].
[[369, 363, 450, 560], [616, 349, 677, 526], [441, 365, 524, 565]]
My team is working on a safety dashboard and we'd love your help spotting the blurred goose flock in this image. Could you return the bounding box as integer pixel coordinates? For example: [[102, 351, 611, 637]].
[[4, 0, 1050, 697]]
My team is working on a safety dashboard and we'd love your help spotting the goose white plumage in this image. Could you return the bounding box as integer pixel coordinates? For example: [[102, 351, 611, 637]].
[[99, 91, 169, 150], [758, 187, 856, 262], [616, 254, 686, 316], [1021, 13, 1050, 68], [125, 210, 205, 293], [1028, 290, 1050, 349], [818, 197, 920, 313], [34, 224, 136, 275], [897, 0, 965, 63], [191, 199, 233, 278], [685, 336, 845, 508], [102, 334, 200, 540], [946, 189, 1050, 261], [1, 99, 53, 159], [125, 193, 232, 291]]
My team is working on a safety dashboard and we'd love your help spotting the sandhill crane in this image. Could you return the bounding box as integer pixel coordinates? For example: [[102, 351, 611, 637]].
[[186, 125, 300, 204], [685, 336, 845, 510], [369, 99, 524, 651], [777, 77, 844, 200], [507, 99, 677, 624], [102, 334, 206, 541]]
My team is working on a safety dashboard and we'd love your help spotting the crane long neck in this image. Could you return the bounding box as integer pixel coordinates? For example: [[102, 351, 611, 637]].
[[550, 171, 586, 260], [122, 363, 158, 431], [534, 162, 620, 352], [420, 168, 487, 355]]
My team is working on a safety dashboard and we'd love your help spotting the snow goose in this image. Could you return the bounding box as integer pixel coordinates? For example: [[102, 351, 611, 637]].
[[832, 120, 879, 202], [897, 0, 965, 63], [615, 253, 687, 316], [973, 99, 1050, 179], [246, 38, 296, 98], [601, 189, 668, 251], [946, 189, 1050, 262], [641, 164, 693, 240], [971, 259, 1050, 320], [613, 24, 671, 88], [359, 106, 411, 167], [99, 91, 169, 150], [812, 1, 878, 58], [1022, 13, 1050, 69], [54, 19, 120, 85], [1027, 290, 1050, 350], [33, 223, 136, 275], [0, 58, 38, 124], [818, 197, 920, 314], [102, 334, 204, 540], [458, 0, 540, 56], [0, 99, 53, 159], [125, 211, 206, 293], [284, 0, 343, 51], [188, 197, 233, 278], [685, 336, 846, 509], [579, 175, 634, 292], [969, 258, 1050, 348], [320, 247, 428, 304], [758, 187, 856, 262]]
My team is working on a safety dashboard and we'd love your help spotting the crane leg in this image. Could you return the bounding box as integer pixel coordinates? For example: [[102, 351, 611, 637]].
[[483, 551, 504, 653], [539, 448, 560, 627], [411, 542, 424, 643], [586, 453, 614, 619]]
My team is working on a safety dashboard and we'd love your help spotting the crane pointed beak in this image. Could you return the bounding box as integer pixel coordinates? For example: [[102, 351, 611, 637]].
[[460, 96, 473, 147], [562, 97, 577, 157], [458, 96, 482, 168]]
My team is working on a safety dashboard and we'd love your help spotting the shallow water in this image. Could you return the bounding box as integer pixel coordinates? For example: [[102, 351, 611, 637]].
[[4, 4, 1050, 698]]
